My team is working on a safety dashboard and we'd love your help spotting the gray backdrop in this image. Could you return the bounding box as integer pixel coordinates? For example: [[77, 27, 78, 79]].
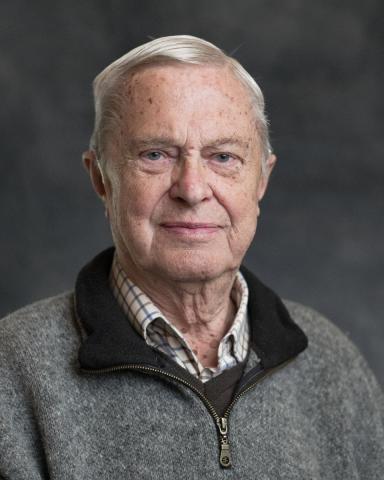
[[1, 0, 383, 384]]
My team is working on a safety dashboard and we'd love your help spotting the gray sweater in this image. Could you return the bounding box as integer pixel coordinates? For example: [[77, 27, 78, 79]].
[[0, 249, 383, 479]]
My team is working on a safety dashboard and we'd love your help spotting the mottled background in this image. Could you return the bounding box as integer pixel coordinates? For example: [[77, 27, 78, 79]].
[[1, 0, 383, 384]]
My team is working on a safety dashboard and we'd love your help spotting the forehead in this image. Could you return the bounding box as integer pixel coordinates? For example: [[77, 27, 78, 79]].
[[124, 62, 250, 99], [119, 63, 257, 145]]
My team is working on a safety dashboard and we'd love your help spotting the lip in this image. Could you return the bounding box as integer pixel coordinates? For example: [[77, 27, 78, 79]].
[[160, 222, 222, 237], [161, 222, 220, 228]]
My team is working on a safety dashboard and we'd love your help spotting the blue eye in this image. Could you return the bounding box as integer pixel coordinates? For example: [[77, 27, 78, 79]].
[[145, 151, 163, 161], [215, 153, 232, 163]]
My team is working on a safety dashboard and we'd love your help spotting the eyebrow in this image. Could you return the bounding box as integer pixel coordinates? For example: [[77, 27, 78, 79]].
[[127, 137, 177, 149], [126, 135, 250, 150], [205, 137, 250, 150]]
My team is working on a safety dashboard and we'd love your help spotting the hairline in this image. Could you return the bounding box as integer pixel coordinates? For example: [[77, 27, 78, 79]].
[[90, 38, 271, 174]]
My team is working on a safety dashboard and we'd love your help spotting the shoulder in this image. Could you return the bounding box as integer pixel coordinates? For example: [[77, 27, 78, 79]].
[[0, 292, 79, 362], [283, 299, 357, 359], [0, 291, 75, 334], [283, 299, 383, 402]]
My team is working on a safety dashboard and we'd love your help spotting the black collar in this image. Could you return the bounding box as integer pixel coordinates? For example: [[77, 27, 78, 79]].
[[75, 248, 307, 371]]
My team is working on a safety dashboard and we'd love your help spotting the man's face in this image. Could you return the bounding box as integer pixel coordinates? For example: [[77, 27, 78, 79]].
[[98, 64, 273, 283]]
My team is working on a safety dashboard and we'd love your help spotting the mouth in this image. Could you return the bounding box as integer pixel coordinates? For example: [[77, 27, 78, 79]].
[[160, 222, 222, 237]]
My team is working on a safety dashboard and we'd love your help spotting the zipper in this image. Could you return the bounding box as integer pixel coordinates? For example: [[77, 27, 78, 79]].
[[81, 360, 292, 469], [216, 362, 291, 468], [217, 416, 231, 467]]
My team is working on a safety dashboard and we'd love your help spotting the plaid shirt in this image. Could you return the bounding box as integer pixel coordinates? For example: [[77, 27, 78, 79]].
[[109, 255, 250, 382]]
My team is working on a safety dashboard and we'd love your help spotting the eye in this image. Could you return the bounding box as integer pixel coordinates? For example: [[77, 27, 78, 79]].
[[213, 153, 234, 163], [143, 151, 164, 161]]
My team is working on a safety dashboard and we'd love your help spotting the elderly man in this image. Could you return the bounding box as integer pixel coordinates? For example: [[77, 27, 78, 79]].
[[0, 35, 383, 479]]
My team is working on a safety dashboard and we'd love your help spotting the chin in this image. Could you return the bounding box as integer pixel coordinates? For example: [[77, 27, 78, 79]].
[[152, 250, 239, 283]]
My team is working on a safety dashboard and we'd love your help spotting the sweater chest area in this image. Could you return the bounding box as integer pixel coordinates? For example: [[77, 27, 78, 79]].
[[23, 363, 362, 480]]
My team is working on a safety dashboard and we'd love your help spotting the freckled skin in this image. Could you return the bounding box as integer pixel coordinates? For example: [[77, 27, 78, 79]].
[[86, 63, 276, 368], [104, 65, 269, 285]]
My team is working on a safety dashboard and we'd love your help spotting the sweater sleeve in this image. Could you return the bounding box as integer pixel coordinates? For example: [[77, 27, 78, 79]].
[[0, 319, 48, 480], [285, 300, 384, 478], [346, 344, 384, 476]]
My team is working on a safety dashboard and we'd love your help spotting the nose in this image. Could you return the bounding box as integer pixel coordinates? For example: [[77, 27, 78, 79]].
[[169, 157, 213, 206]]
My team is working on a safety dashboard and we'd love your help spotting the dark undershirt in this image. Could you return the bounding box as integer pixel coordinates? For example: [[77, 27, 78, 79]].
[[202, 360, 246, 417]]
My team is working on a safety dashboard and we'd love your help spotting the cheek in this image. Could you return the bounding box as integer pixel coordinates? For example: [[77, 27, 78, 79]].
[[237, 200, 259, 238], [111, 172, 144, 215], [110, 173, 167, 234], [219, 178, 259, 223], [232, 197, 259, 255], [222, 183, 260, 251]]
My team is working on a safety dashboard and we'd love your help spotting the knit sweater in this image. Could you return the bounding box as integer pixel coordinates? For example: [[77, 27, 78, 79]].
[[0, 249, 383, 479]]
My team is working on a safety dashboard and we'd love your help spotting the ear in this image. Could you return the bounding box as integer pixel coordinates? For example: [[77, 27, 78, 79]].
[[82, 150, 107, 200], [257, 153, 277, 201]]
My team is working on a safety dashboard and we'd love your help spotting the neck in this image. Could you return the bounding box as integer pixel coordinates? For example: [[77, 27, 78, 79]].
[[117, 256, 239, 368]]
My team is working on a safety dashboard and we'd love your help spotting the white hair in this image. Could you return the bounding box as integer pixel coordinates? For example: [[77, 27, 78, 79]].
[[90, 35, 271, 173]]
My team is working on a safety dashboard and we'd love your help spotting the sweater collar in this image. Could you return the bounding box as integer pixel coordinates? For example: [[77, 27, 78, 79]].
[[75, 248, 308, 371]]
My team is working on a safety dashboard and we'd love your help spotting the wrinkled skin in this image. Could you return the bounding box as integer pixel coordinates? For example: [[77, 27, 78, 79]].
[[84, 63, 276, 366]]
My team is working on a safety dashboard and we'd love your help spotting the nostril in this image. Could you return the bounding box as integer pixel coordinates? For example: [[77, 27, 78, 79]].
[[169, 181, 212, 206]]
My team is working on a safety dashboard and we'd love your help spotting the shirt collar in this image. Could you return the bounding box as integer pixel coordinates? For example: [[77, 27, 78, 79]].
[[110, 254, 249, 365], [221, 272, 249, 362], [75, 247, 308, 372]]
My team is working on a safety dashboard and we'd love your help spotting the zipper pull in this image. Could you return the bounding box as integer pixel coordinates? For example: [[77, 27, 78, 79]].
[[217, 417, 232, 468]]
